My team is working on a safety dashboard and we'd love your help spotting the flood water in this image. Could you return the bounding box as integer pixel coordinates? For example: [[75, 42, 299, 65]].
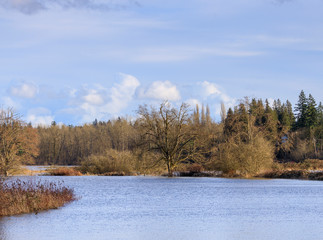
[[1, 176, 323, 240]]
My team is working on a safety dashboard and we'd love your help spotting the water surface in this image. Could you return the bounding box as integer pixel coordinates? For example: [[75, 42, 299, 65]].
[[1, 176, 322, 240]]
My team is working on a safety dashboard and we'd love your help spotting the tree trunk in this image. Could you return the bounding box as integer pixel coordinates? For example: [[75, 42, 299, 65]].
[[167, 162, 173, 177]]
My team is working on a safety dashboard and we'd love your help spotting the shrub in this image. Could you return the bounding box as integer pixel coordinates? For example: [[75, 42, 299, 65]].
[[79, 149, 134, 175], [217, 134, 274, 176], [47, 167, 82, 176]]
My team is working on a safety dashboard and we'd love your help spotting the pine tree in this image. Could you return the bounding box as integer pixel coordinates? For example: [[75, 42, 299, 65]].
[[317, 102, 323, 126], [224, 108, 235, 137], [286, 100, 295, 128], [295, 90, 308, 128], [305, 94, 317, 128]]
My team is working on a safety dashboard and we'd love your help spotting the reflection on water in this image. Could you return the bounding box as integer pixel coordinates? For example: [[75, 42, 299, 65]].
[[1, 176, 323, 240], [0, 219, 7, 240]]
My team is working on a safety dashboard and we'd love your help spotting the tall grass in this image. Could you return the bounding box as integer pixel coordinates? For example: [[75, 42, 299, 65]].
[[0, 178, 75, 217]]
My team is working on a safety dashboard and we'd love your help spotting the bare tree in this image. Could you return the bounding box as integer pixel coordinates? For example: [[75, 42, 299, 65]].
[[0, 108, 24, 176], [137, 102, 198, 177]]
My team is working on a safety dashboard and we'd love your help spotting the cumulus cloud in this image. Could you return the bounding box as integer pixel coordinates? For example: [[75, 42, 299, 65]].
[[63, 73, 140, 123], [194, 81, 236, 116], [26, 114, 54, 126], [185, 98, 201, 109], [0, 0, 140, 15], [1, 96, 21, 110], [200, 81, 222, 97], [106, 73, 140, 114], [26, 107, 54, 126], [138, 81, 181, 101], [9, 81, 38, 99], [199, 81, 234, 103], [83, 89, 105, 105]]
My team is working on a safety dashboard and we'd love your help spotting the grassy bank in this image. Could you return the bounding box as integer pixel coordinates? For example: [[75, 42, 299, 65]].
[[0, 178, 76, 217]]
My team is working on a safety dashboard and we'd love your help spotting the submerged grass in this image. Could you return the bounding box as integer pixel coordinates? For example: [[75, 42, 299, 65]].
[[0, 178, 76, 217]]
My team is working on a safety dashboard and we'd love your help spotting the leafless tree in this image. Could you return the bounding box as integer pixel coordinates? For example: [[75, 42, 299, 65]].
[[0, 108, 24, 176], [137, 102, 199, 177]]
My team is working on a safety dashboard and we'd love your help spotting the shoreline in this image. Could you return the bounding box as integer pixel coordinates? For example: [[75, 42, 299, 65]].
[[0, 178, 76, 217], [13, 165, 323, 181]]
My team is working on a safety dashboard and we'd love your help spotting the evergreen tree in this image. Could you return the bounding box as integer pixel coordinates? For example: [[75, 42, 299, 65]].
[[305, 94, 317, 128], [224, 108, 235, 137], [317, 102, 323, 126], [286, 100, 295, 128], [295, 90, 307, 128]]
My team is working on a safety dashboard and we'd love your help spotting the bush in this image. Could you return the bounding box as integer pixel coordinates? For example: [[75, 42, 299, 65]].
[[217, 134, 274, 176], [0, 178, 75, 216], [79, 149, 134, 175], [47, 167, 82, 176]]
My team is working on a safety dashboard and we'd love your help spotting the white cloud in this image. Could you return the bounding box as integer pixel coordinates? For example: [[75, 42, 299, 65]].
[[106, 73, 140, 114], [62, 73, 140, 123], [26, 114, 54, 126], [83, 89, 104, 105], [200, 81, 222, 97], [26, 107, 54, 126], [9, 81, 38, 98], [138, 81, 181, 101], [185, 98, 201, 109], [198, 81, 236, 109], [1, 96, 21, 110]]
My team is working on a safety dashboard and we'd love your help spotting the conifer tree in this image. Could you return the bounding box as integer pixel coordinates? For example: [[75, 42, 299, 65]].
[[286, 100, 295, 128], [223, 108, 235, 137], [305, 94, 317, 128], [295, 90, 307, 128], [317, 102, 323, 126]]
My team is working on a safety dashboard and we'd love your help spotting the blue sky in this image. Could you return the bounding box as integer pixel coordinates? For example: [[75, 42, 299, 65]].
[[1, 0, 322, 125]]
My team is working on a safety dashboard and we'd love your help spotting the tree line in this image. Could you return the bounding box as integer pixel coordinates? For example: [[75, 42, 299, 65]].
[[0, 90, 322, 176]]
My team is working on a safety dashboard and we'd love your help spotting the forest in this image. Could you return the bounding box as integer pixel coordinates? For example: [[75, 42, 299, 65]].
[[0, 90, 322, 177]]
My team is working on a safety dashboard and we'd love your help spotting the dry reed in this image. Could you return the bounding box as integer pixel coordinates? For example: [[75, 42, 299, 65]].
[[0, 178, 76, 216]]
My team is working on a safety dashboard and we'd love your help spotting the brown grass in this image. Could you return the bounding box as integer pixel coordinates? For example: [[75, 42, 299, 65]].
[[0, 178, 76, 217], [47, 167, 82, 176]]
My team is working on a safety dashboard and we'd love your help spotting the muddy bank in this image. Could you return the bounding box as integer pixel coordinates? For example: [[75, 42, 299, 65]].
[[258, 170, 323, 181]]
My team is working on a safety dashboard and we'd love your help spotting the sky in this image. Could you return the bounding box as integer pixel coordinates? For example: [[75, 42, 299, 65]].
[[0, 0, 322, 126]]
